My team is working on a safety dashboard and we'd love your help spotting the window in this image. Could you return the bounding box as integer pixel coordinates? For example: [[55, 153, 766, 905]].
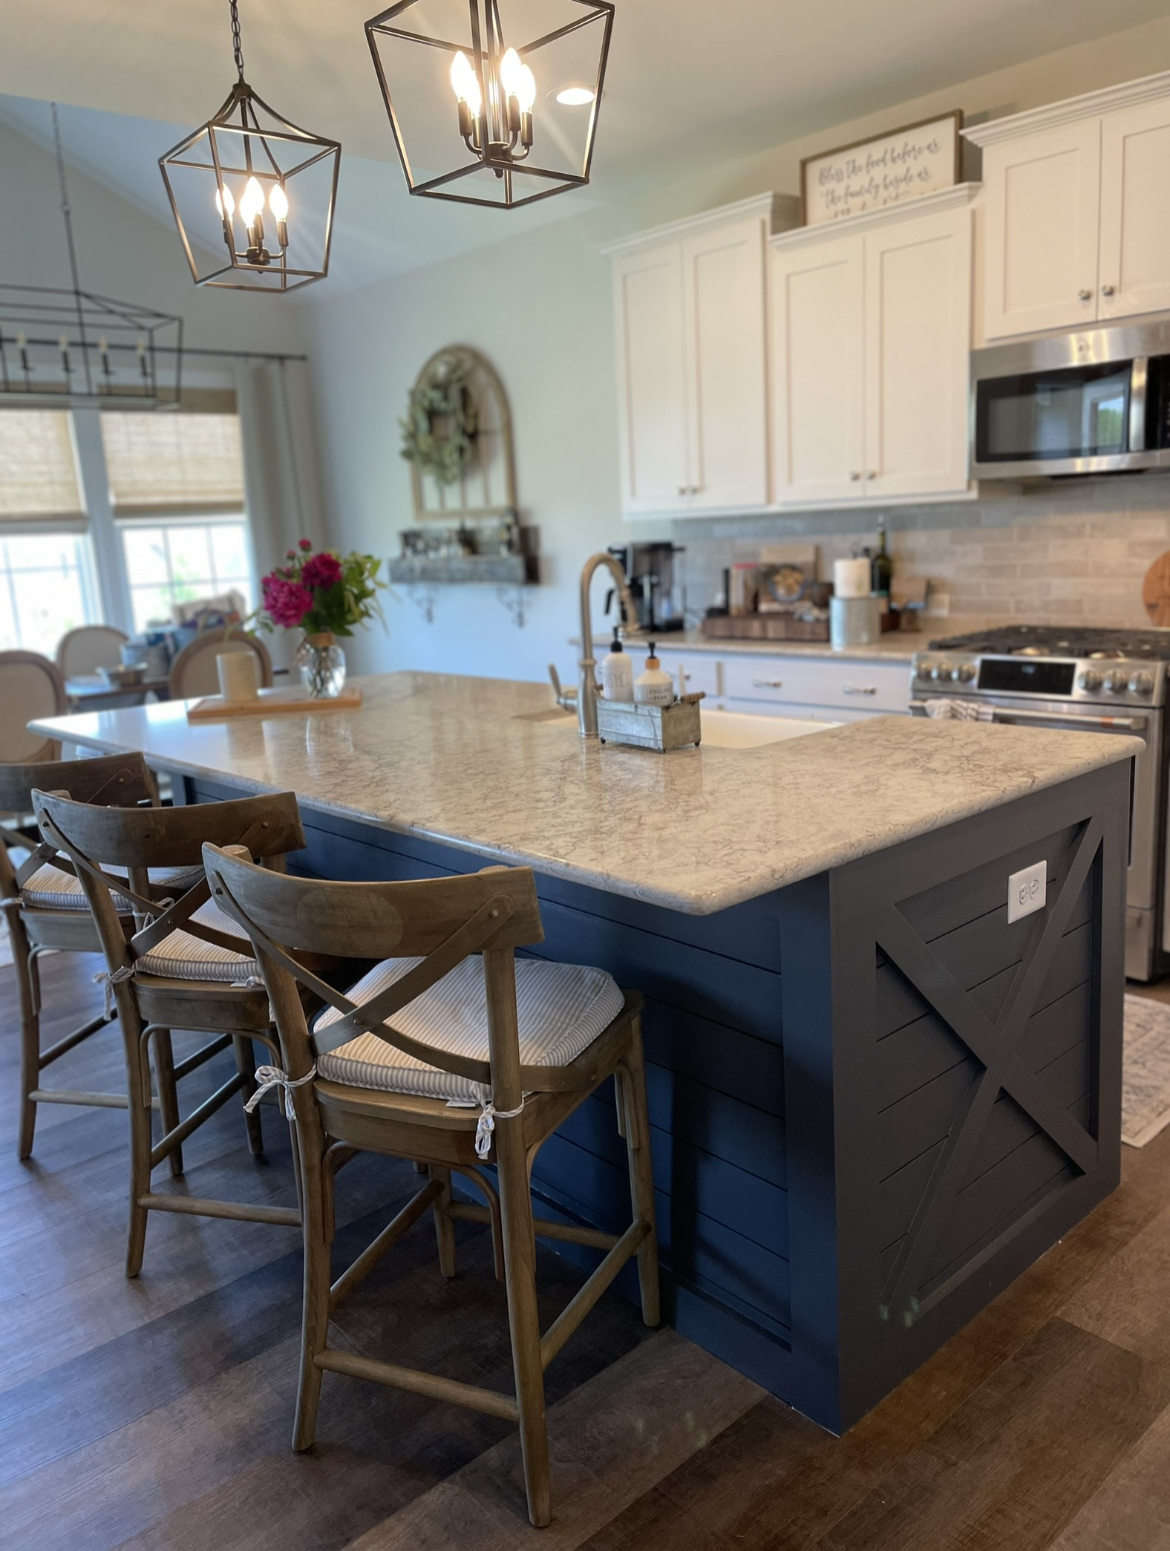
[[0, 410, 99, 654], [101, 412, 253, 631], [120, 518, 252, 632]]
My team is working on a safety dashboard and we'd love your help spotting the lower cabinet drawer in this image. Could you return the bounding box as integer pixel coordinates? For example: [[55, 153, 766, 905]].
[[716, 697, 878, 723], [721, 655, 912, 713]]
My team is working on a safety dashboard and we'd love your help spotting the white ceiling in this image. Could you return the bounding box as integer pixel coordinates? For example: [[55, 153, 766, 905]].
[[2, 0, 1167, 292]]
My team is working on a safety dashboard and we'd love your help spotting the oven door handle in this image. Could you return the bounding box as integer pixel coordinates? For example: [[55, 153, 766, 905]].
[[910, 700, 1148, 732]]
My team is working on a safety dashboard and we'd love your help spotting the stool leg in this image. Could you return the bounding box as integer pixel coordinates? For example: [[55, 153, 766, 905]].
[[234, 1037, 264, 1157], [293, 1134, 331, 1452], [622, 1017, 660, 1328], [430, 1166, 457, 1278], [124, 1018, 153, 1278], [496, 1119, 551, 1528], [11, 924, 39, 1161], [152, 1028, 183, 1178]]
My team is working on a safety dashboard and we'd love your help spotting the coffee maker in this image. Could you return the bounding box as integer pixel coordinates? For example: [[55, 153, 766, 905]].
[[607, 543, 686, 633]]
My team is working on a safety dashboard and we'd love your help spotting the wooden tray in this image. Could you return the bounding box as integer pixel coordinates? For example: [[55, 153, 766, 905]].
[[186, 686, 364, 722]]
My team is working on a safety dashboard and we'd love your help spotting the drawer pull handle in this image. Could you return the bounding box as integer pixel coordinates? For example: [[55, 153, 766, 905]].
[[750, 677, 784, 689], [842, 684, 878, 696]]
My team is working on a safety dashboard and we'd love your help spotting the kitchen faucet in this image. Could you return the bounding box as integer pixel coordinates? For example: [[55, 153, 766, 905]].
[[573, 552, 638, 737]]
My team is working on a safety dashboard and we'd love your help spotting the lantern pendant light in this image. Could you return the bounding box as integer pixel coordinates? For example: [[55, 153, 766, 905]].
[[366, 0, 615, 210], [159, 0, 341, 292]]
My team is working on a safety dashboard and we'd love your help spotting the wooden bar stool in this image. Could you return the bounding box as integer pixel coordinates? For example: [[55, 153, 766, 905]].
[[31, 789, 310, 1275], [202, 844, 659, 1529], [0, 753, 202, 1159]]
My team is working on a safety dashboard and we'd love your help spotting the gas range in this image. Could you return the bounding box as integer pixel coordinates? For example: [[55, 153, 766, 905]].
[[912, 625, 1170, 708], [909, 623, 1170, 980]]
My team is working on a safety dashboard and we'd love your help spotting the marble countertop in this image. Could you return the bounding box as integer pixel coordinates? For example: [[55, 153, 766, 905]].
[[30, 672, 1141, 916], [611, 616, 1020, 663]]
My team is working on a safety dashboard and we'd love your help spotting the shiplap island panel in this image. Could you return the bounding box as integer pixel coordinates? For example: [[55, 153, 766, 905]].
[[31, 673, 1136, 1432]]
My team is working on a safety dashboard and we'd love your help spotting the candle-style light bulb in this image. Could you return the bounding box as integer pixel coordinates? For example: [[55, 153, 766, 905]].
[[500, 47, 524, 101], [269, 182, 289, 249], [239, 175, 267, 262], [451, 51, 482, 114], [215, 183, 236, 220], [516, 63, 537, 113]]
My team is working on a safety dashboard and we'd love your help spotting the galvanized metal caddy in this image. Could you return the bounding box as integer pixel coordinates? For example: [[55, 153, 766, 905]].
[[596, 696, 703, 752]]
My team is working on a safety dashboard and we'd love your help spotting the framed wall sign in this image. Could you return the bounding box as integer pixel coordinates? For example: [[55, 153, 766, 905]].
[[801, 111, 963, 227]]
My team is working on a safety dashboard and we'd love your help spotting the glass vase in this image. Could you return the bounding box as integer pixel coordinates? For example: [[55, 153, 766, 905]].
[[297, 632, 347, 698]]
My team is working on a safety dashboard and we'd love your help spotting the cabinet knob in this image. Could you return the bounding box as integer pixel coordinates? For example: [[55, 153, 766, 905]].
[[865, 470, 877, 480], [677, 485, 688, 496], [850, 471, 862, 481], [1101, 284, 1116, 297], [1078, 288, 1092, 301]]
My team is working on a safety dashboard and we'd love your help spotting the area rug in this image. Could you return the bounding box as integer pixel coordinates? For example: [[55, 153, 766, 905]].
[[1123, 993, 1170, 1147]]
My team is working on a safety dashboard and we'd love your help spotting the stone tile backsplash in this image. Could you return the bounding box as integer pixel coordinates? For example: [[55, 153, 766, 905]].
[[672, 477, 1170, 627]]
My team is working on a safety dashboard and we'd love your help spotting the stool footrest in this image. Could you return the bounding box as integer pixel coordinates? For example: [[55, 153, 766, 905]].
[[139, 1192, 301, 1227], [314, 1346, 519, 1422]]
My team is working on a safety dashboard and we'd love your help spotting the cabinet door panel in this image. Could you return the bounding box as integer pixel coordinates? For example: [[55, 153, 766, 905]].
[[682, 218, 769, 511], [865, 209, 972, 500], [1099, 99, 1170, 320], [982, 122, 1101, 339], [613, 242, 688, 514], [770, 235, 864, 506]]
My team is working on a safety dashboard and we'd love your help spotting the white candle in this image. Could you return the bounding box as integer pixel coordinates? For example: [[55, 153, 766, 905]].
[[217, 650, 260, 702], [833, 557, 872, 600]]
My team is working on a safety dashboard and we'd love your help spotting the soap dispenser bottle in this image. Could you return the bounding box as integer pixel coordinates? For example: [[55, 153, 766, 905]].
[[600, 629, 634, 701], [634, 641, 674, 706]]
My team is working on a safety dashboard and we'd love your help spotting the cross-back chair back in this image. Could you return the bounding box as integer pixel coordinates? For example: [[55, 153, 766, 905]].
[[1, 752, 161, 1159], [201, 843, 659, 1530], [168, 628, 273, 701], [32, 788, 309, 1274], [55, 625, 129, 679]]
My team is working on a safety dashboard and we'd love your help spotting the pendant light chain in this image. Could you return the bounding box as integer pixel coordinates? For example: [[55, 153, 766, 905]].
[[50, 102, 84, 300], [230, 0, 246, 81]]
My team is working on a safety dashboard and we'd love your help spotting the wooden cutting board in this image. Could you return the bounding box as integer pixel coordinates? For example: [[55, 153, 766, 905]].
[[186, 685, 363, 722], [1143, 551, 1170, 627]]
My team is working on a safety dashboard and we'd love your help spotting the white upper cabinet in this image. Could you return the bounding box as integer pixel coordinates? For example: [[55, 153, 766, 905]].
[[604, 194, 797, 519], [967, 71, 1170, 340], [864, 207, 972, 499], [770, 187, 975, 507], [1099, 95, 1170, 320], [611, 242, 688, 515], [979, 121, 1101, 339], [770, 234, 865, 505]]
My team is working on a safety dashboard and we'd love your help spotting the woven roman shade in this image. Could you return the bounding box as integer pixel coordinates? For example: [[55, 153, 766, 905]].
[[0, 411, 85, 527], [101, 412, 245, 519]]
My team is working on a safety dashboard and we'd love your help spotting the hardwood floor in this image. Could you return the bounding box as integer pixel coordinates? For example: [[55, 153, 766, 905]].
[[5, 952, 1170, 1549]]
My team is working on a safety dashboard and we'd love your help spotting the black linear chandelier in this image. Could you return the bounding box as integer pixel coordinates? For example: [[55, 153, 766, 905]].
[[365, 0, 615, 209], [159, 0, 341, 292], [0, 104, 182, 409]]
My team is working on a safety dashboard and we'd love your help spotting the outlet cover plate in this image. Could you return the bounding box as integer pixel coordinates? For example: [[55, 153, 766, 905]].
[[1008, 861, 1047, 924]]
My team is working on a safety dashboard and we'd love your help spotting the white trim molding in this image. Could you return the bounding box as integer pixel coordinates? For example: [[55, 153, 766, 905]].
[[599, 192, 799, 259], [769, 182, 980, 255], [963, 70, 1170, 147]]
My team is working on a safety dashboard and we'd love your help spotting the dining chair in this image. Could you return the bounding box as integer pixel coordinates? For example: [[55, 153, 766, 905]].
[[169, 627, 273, 700], [32, 788, 309, 1275], [0, 651, 68, 763], [55, 625, 129, 680], [0, 752, 201, 1159], [202, 845, 659, 1529]]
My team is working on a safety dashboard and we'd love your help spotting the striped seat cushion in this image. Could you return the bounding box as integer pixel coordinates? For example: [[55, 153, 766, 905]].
[[313, 956, 625, 1103], [21, 862, 205, 913], [135, 897, 258, 984]]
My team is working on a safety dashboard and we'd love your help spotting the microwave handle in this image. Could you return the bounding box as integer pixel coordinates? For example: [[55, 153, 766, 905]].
[[1130, 356, 1149, 454]]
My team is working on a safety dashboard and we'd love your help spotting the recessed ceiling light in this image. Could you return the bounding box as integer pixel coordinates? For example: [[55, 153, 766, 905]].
[[555, 86, 595, 106]]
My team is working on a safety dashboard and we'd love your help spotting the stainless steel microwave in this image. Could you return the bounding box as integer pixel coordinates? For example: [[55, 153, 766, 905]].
[[971, 314, 1170, 480]]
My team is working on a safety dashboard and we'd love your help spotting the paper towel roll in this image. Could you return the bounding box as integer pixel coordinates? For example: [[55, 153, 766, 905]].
[[216, 650, 259, 702], [833, 557, 872, 600]]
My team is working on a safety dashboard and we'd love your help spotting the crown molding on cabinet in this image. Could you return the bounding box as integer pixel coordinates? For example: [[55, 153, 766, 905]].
[[962, 69, 1170, 146], [598, 192, 800, 258], [769, 181, 980, 254]]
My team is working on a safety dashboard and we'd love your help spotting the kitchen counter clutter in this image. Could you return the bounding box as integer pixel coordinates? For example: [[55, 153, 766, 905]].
[[31, 670, 1136, 914], [29, 672, 1136, 1437]]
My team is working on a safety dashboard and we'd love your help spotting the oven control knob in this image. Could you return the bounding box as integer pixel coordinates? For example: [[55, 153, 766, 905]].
[[952, 661, 976, 683], [1129, 671, 1154, 696], [916, 658, 936, 681], [1076, 669, 1102, 692], [1104, 670, 1128, 693], [932, 660, 952, 682]]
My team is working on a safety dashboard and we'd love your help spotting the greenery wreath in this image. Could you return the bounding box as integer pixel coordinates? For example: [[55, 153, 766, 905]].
[[399, 354, 479, 486]]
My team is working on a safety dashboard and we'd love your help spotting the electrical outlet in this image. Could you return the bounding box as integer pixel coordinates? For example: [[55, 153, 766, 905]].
[[1007, 861, 1047, 924]]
